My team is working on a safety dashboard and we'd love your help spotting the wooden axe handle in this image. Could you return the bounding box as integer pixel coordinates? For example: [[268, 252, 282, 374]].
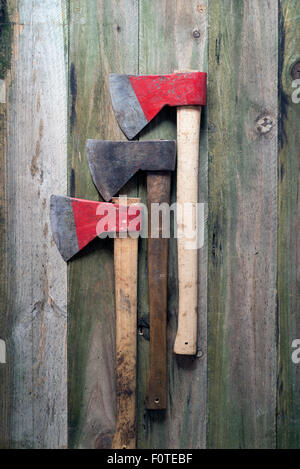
[[112, 197, 139, 449], [174, 105, 201, 355], [146, 172, 170, 409]]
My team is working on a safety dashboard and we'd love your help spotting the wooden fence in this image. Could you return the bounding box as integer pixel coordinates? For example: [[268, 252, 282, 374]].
[[0, 0, 299, 449]]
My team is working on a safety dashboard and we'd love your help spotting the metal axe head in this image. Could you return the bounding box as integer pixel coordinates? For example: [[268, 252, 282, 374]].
[[109, 72, 207, 139], [50, 195, 141, 261], [86, 140, 176, 202]]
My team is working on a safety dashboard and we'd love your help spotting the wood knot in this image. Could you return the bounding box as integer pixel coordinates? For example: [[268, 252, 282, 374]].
[[255, 115, 273, 135], [138, 317, 149, 341], [197, 4, 207, 14]]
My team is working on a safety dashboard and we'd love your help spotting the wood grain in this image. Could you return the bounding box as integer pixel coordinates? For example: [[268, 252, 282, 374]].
[[68, 0, 138, 449], [146, 172, 171, 410], [175, 105, 202, 355], [0, 0, 11, 448], [207, 0, 278, 448], [137, 0, 208, 449], [2, 0, 68, 448], [112, 197, 139, 449], [277, 0, 300, 449]]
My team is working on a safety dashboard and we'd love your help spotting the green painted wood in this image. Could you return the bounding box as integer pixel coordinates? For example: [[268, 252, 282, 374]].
[[0, 0, 11, 445], [207, 0, 278, 448], [277, 0, 300, 449], [0, 98, 10, 448], [68, 0, 138, 449], [137, 0, 208, 449], [0, 0, 23, 449]]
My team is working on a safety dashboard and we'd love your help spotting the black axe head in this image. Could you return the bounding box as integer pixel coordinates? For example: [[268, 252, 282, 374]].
[[86, 140, 176, 202]]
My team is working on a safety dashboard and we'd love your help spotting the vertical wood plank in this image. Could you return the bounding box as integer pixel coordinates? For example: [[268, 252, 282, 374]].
[[137, 0, 208, 449], [277, 0, 300, 449], [68, 0, 138, 449], [0, 0, 12, 448], [207, 0, 278, 448], [3, 0, 68, 448]]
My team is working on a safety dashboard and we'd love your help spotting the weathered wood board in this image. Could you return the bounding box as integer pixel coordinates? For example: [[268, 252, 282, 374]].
[[0, 0, 68, 448], [0, 0, 299, 449], [68, 0, 138, 449], [277, 0, 300, 449], [0, 0, 12, 447], [207, 0, 278, 448], [137, 0, 208, 449]]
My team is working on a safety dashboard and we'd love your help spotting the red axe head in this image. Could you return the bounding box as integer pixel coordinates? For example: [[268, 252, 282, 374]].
[[50, 195, 141, 261], [109, 72, 207, 139]]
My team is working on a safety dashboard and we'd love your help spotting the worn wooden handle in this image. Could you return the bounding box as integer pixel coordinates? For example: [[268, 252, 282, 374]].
[[111, 197, 140, 449], [146, 172, 171, 410], [174, 105, 201, 355]]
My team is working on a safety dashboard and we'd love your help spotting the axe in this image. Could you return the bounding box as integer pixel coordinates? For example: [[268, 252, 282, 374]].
[[86, 139, 176, 410], [50, 195, 141, 448], [109, 71, 207, 355]]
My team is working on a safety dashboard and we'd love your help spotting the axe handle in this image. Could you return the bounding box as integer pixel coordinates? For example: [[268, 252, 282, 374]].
[[174, 105, 202, 355], [146, 172, 171, 410], [112, 197, 140, 449]]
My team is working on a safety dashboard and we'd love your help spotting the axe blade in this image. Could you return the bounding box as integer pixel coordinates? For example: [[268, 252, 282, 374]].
[[109, 74, 148, 140], [109, 72, 207, 140], [50, 195, 141, 261], [86, 140, 176, 202], [50, 195, 80, 261]]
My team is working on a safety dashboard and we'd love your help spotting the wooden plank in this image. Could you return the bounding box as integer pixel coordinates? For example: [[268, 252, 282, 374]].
[[0, 0, 12, 447], [207, 0, 278, 448], [277, 0, 300, 449], [2, 0, 68, 448], [137, 0, 208, 449], [68, 0, 138, 449]]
